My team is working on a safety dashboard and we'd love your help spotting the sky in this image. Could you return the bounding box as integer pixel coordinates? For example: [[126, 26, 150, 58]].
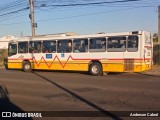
[[0, 0, 159, 37]]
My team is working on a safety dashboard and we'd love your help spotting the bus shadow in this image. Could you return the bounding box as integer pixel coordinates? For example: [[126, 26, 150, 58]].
[[32, 69, 89, 75], [0, 85, 32, 120], [32, 70, 126, 76], [107, 72, 126, 75], [32, 71, 122, 120]]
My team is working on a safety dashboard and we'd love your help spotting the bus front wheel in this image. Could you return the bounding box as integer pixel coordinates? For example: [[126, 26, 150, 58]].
[[23, 61, 32, 72], [89, 62, 102, 76]]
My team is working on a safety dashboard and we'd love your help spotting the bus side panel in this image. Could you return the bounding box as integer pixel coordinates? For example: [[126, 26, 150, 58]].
[[8, 60, 22, 69], [30, 53, 89, 71], [102, 62, 124, 72], [31, 61, 89, 71]]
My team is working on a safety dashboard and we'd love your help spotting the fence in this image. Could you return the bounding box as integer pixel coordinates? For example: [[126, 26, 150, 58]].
[[153, 44, 160, 64]]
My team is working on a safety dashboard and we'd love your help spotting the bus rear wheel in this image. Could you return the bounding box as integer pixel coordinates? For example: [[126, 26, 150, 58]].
[[23, 61, 32, 72], [89, 62, 102, 76]]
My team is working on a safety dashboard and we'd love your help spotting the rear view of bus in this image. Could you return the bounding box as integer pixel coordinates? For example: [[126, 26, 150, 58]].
[[122, 31, 152, 72]]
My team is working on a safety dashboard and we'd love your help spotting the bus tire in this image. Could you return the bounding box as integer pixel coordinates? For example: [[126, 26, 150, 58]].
[[23, 61, 32, 72], [89, 62, 102, 76]]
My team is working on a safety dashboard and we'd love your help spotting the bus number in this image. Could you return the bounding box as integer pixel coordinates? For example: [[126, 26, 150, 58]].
[[101, 58, 107, 60]]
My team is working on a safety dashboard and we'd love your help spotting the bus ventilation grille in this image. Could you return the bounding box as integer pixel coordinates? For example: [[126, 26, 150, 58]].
[[124, 59, 134, 71]]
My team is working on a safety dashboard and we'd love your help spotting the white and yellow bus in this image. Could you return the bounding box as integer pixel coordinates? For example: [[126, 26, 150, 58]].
[[7, 31, 152, 76]]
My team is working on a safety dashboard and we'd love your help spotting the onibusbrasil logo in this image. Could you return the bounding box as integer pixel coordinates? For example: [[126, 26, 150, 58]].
[[1, 112, 42, 118]]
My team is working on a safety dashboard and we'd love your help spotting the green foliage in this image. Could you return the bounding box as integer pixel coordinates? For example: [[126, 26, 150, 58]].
[[153, 38, 158, 42], [153, 33, 158, 38], [153, 44, 160, 64]]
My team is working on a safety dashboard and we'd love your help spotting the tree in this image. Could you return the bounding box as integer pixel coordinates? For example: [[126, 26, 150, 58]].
[[153, 33, 158, 38], [153, 33, 158, 42]]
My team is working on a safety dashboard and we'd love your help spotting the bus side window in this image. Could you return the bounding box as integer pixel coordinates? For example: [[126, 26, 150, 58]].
[[37, 42, 41, 53], [107, 39, 113, 48], [18, 42, 28, 53], [57, 40, 72, 53], [29, 43, 34, 53], [127, 36, 138, 52], [82, 40, 88, 52], [89, 38, 106, 52], [29, 41, 41, 53], [73, 39, 88, 53], [67, 41, 72, 52], [128, 41, 133, 48], [42, 41, 56, 53], [107, 37, 126, 52]]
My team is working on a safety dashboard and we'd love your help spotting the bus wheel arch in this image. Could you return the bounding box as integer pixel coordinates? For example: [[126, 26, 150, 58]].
[[88, 60, 103, 76], [22, 60, 32, 72]]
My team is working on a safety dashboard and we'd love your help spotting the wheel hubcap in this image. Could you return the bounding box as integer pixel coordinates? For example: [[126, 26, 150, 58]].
[[92, 65, 100, 74], [25, 64, 30, 70]]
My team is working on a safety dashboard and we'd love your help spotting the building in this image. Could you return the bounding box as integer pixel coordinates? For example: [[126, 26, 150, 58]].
[[0, 35, 16, 49], [33, 32, 79, 37], [0, 32, 79, 49]]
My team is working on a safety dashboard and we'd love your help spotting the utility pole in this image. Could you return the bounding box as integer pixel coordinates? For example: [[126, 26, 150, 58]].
[[158, 6, 160, 44], [29, 0, 35, 37]]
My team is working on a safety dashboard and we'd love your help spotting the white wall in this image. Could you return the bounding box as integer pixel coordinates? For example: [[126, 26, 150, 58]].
[[0, 35, 15, 49], [0, 42, 8, 49]]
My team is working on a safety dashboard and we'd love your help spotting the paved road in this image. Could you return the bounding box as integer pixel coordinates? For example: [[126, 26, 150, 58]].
[[0, 68, 160, 120]]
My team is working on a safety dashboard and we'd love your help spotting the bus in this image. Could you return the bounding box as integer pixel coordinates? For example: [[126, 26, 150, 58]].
[[6, 31, 152, 76]]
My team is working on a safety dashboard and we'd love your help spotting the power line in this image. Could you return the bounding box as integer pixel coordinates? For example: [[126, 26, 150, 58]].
[[35, 0, 142, 8], [0, 7, 29, 17], [0, 0, 159, 22], [0, 12, 28, 23], [34, 1, 160, 14], [35, 5, 158, 22], [0, 0, 159, 27], [0, 0, 29, 19], [0, 0, 28, 12], [0, 4, 157, 27]]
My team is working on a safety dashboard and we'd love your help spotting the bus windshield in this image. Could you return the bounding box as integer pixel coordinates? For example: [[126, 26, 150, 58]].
[[8, 43, 17, 57]]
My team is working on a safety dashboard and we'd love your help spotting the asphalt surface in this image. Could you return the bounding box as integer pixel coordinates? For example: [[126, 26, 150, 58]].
[[0, 68, 160, 120]]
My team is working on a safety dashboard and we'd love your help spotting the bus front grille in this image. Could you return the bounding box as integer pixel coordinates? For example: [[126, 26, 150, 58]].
[[124, 59, 134, 71]]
